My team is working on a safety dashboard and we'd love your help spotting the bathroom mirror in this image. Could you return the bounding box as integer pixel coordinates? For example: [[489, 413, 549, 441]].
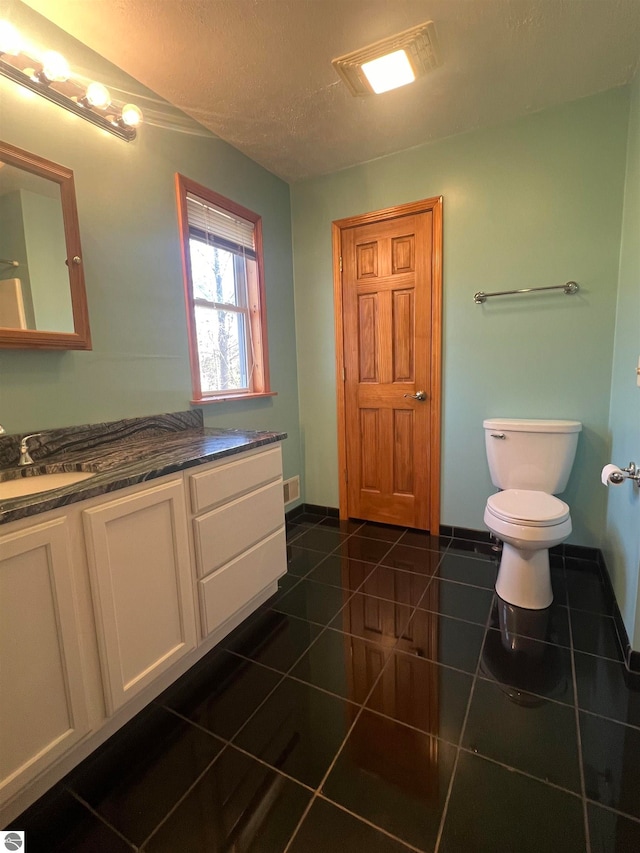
[[0, 141, 91, 349]]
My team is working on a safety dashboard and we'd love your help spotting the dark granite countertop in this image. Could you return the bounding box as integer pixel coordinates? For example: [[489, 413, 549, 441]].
[[0, 411, 286, 525]]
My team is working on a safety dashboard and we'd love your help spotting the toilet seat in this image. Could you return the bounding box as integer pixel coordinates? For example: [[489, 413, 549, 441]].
[[486, 489, 570, 527]]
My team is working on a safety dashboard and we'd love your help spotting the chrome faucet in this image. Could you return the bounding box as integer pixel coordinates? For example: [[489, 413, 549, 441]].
[[18, 433, 42, 466]]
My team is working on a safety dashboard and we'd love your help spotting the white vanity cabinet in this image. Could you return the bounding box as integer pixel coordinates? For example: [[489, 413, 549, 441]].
[[188, 444, 286, 637], [0, 440, 287, 825], [82, 477, 197, 715], [0, 518, 91, 805]]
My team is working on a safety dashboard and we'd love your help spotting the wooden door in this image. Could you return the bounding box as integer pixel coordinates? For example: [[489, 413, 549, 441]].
[[334, 198, 442, 531]]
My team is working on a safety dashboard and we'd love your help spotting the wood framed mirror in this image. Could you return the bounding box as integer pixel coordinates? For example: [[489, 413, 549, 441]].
[[0, 141, 91, 350]]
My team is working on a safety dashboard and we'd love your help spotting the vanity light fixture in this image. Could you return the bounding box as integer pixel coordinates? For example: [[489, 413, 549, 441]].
[[332, 20, 441, 97], [0, 20, 142, 142]]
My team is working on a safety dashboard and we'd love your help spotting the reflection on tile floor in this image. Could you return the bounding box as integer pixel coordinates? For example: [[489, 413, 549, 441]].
[[9, 511, 640, 852]]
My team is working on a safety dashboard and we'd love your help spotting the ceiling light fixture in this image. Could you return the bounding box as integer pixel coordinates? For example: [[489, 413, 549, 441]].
[[333, 21, 441, 97], [0, 20, 142, 141], [361, 49, 416, 95]]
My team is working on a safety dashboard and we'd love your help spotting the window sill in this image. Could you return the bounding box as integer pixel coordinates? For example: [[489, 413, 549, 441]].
[[191, 391, 278, 405]]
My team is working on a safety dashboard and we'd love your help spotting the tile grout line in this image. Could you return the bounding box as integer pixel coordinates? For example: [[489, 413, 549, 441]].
[[578, 704, 640, 734], [151, 574, 389, 853], [64, 788, 138, 850], [226, 572, 376, 751], [137, 743, 240, 850], [345, 698, 592, 803], [433, 590, 495, 853], [567, 587, 592, 853], [219, 742, 317, 793], [22, 518, 619, 849], [280, 682, 377, 851], [315, 794, 428, 853], [454, 747, 587, 800], [184, 547, 640, 831], [282, 585, 426, 852], [584, 797, 640, 826]]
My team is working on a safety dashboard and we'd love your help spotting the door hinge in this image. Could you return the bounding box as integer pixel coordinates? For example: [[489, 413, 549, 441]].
[[342, 367, 346, 381], [339, 256, 343, 273]]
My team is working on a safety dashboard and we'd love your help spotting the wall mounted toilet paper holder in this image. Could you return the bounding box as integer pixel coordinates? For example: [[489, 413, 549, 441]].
[[609, 462, 640, 484]]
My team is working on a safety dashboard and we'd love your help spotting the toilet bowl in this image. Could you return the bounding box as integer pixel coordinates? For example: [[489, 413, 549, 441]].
[[484, 489, 571, 609]]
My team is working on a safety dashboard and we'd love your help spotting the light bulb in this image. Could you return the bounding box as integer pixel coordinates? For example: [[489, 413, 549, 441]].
[[0, 20, 22, 55], [41, 50, 70, 82], [120, 103, 142, 127], [85, 81, 110, 108]]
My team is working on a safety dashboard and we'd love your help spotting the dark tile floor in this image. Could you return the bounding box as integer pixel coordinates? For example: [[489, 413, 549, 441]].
[[9, 511, 640, 852]]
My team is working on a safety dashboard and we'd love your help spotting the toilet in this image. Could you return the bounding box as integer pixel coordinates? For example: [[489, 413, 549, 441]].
[[483, 418, 582, 610]]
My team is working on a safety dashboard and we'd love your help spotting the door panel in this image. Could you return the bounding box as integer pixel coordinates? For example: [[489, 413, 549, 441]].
[[341, 210, 433, 528], [358, 294, 378, 381], [392, 290, 414, 381]]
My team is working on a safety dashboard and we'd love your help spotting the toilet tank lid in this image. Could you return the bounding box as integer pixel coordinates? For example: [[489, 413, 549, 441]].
[[483, 418, 582, 433]]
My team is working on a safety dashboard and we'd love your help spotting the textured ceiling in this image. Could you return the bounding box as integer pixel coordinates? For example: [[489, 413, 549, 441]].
[[22, 0, 640, 182]]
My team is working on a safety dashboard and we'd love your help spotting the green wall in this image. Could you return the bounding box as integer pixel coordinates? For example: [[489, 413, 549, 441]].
[[291, 89, 630, 545], [2, 2, 638, 638], [0, 1, 301, 484], [605, 70, 640, 646]]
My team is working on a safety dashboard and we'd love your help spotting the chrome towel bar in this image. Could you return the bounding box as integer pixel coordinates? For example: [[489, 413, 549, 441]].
[[474, 281, 579, 304]]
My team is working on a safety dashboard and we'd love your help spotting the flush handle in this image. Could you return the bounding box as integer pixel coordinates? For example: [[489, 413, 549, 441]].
[[491, 433, 506, 439], [403, 390, 427, 401]]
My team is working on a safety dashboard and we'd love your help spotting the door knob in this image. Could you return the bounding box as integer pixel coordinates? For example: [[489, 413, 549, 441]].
[[403, 390, 427, 401]]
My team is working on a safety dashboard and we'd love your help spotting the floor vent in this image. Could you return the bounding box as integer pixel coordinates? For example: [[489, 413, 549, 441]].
[[283, 476, 300, 506]]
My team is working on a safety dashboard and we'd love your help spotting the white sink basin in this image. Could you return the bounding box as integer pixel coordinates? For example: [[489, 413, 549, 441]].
[[0, 471, 95, 501]]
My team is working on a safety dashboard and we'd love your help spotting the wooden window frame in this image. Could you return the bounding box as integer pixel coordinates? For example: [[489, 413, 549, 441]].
[[175, 174, 273, 404]]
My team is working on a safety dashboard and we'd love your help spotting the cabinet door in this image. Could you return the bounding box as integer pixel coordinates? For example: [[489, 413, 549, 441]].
[[83, 479, 197, 715], [0, 518, 90, 804]]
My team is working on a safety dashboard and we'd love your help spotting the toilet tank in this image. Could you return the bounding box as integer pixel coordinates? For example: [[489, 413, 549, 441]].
[[484, 418, 582, 493]]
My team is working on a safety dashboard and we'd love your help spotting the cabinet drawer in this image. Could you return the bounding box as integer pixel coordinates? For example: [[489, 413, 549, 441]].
[[199, 527, 286, 637], [193, 479, 284, 578], [189, 446, 282, 514]]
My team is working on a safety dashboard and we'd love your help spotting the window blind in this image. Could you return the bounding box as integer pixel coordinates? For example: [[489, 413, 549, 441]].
[[186, 193, 256, 259]]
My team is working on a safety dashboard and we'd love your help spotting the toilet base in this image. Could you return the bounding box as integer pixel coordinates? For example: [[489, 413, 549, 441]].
[[495, 543, 553, 610]]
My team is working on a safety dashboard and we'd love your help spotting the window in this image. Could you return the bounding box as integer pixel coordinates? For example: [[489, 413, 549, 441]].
[[175, 175, 272, 402]]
